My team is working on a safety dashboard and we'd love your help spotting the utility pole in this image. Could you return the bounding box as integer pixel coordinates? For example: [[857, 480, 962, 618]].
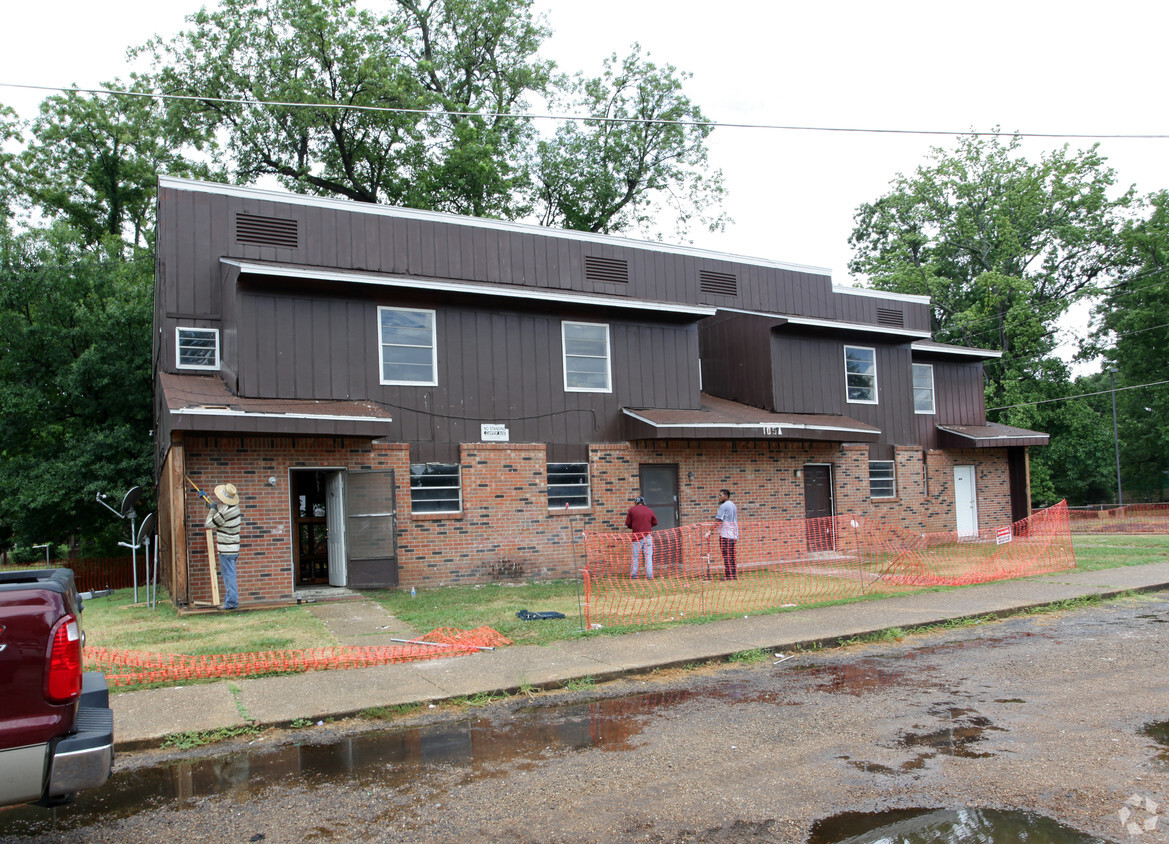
[[1109, 367, 1123, 506]]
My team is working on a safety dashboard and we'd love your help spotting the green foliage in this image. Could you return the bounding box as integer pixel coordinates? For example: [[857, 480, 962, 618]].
[[1087, 191, 1169, 501], [9, 79, 215, 253], [161, 724, 261, 750], [849, 132, 1133, 414], [727, 647, 770, 664], [0, 227, 154, 549], [533, 44, 728, 237]]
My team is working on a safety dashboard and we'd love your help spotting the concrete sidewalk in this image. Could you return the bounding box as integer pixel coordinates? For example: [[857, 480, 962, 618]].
[[110, 563, 1169, 748]]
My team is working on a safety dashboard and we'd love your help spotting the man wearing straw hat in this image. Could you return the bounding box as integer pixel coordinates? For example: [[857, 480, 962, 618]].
[[205, 482, 243, 610]]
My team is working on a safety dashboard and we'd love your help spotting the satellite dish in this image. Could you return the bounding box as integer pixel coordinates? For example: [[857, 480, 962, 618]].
[[137, 512, 156, 545], [120, 486, 142, 518]]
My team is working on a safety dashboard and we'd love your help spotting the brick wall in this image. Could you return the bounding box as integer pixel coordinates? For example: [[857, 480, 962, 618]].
[[177, 435, 1013, 604]]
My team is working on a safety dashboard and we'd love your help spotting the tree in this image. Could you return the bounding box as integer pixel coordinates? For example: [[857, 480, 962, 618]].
[[0, 104, 22, 222], [143, 0, 723, 237], [532, 44, 727, 237], [849, 132, 1134, 416], [145, 0, 549, 217], [9, 78, 215, 254], [1087, 191, 1169, 501], [0, 224, 154, 550]]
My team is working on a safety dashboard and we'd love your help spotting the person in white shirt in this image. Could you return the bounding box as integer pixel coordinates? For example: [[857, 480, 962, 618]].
[[714, 489, 738, 580]]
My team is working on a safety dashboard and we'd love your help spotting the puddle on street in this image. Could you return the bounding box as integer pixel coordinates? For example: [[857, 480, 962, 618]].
[[807, 807, 1108, 843], [898, 705, 1005, 760], [1141, 719, 1169, 765], [0, 688, 691, 837], [805, 663, 910, 695]]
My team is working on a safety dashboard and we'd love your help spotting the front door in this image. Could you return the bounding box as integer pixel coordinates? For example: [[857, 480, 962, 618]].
[[292, 470, 330, 585], [639, 464, 679, 574], [955, 465, 979, 537], [803, 464, 835, 551], [638, 464, 679, 529], [345, 470, 399, 588]]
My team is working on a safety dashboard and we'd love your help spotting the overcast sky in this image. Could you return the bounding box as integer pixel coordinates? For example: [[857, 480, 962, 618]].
[[2, 1, 1165, 362]]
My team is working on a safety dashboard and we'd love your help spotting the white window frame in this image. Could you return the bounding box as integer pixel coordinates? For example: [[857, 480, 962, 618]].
[[844, 345, 878, 404], [547, 462, 591, 510], [378, 306, 437, 386], [176, 327, 220, 371], [562, 321, 612, 393], [409, 462, 462, 514], [912, 363, 936, 414], [869, 460, 896, 499]]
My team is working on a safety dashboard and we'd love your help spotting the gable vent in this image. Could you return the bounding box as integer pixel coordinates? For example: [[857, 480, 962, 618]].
[[236, 213, 299, 249], [700, 269, 738, 296], [584, 255, 629, 284], [876, 307, 904, 327]]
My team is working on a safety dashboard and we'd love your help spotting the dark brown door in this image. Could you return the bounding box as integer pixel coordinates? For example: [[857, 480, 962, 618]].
[[345, 470, 399, 588], [639, 464, 681, 574], [803, 464, 835, 551], [639, 464, 678, 528]]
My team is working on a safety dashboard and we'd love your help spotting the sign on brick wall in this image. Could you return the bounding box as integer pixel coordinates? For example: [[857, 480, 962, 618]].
[[480, 424, 510, 442]]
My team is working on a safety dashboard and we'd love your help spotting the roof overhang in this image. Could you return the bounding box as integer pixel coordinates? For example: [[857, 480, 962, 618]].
[[159, 372, 393, 437], [224, 259, 716, 318], [621, 394, 881, 442], [912, 339, 1003, 361], [937, 422, 1049, 448], [719, 307, 931, 341]]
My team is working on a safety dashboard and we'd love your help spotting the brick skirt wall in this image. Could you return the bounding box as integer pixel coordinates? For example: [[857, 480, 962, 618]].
[[165, 435, 1012, 606]]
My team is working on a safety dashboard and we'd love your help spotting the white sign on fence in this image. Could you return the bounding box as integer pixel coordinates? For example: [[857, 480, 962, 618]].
[[995, 526, 1012, 545]]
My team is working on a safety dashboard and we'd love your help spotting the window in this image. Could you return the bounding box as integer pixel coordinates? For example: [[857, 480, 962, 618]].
[[912, 363, 936, 414], [562, 321, 612, 392], [869, 461, 896, 499], [176, 327, 220, 370], [548, 463, 590, 509], [410, 463, 461, 514], [844, 345, 878, 404], [379, 307, 437, 385]]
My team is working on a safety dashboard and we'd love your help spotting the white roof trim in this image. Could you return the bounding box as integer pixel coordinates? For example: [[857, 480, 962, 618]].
[[175, 407, 392, 424], [937, 426, 1042, 441], [162, 175, 831, 277], [912, 341, 1002, 359], [720, 307, 932, 339], [832, 284, 931, 305], [224, 259, 717, 317], [622, 408, 879, 435]]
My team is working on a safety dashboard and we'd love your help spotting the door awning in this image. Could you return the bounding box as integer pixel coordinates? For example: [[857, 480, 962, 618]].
[[621, 394, 880, 442], [936, 422, 1049, 448]]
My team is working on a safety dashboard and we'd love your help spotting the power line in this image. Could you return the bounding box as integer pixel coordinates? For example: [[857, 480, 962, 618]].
[[988, 379, 1169, 411], [2, 81, 1168, 140]]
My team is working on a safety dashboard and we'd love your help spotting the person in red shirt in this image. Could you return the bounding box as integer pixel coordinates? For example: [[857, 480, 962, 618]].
[[625, 495, 658, 579]]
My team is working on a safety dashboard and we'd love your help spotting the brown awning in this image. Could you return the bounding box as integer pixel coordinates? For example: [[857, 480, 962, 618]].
[[621, 394, 880, 442], [159, 372, 393, 437], [936, 422, 1048, 448]]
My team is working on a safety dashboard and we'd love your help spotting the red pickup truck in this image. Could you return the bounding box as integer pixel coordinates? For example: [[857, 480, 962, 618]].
[[0, 568, 114, 806]]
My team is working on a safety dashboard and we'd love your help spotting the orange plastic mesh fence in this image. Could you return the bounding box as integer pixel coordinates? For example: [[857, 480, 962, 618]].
[[1068, 503, 1169, 535], [86, 627, 512, 687], [582, 502, 1073, 628]]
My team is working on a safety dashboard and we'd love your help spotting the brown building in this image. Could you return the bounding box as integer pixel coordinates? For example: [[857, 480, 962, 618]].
[[153, 176, 1047, 608]]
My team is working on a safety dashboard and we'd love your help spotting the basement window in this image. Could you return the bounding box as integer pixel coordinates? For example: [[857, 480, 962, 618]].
[[869, 461, 896, 499], [410, 463, 462, 514], [176, 327, 220, 370], [548, 463, 590, 509]]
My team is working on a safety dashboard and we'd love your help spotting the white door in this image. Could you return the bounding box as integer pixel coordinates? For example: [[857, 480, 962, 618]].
[[326, 471, 347, 586], [954, 465, 978, 537]]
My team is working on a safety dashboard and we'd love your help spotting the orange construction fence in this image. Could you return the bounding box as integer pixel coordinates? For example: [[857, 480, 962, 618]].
[[581, 501, 1074, 629], [86, 626, 512, 687], [1068, 503, 1169, 535]]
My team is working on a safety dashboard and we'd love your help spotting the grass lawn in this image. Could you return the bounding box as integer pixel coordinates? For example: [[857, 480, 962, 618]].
[[81, 588, 335, 654], [1071, 534, 1169, 570]]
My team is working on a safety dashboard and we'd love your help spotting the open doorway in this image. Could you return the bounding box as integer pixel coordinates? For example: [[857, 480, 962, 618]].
[[291, 469, 346, 587]]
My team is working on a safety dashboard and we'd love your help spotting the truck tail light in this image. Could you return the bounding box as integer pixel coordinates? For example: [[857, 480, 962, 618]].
[[45, 614, 82, 703]]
